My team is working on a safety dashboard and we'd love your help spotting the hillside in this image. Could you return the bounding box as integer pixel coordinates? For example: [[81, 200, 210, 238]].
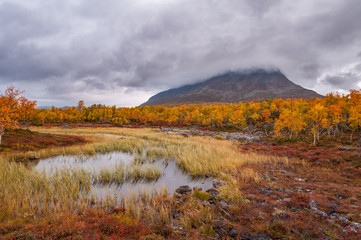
[[141, 69, 322, 106]]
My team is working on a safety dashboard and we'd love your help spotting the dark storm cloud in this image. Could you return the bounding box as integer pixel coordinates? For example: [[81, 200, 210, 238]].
[[0, 0, 361, 106], [321, 63, 361, 91], [323, 73, 360, 90]]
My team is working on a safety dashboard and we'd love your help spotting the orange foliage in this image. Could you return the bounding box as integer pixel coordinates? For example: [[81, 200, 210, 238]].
[[22, 89, 361, 144]]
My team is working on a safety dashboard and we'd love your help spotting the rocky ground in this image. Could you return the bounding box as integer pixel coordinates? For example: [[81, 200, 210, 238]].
[[1, 127, 360, 239], [170, 163, 361, 239], [158, 128, 361, 239], [157, 127, 264, 143]]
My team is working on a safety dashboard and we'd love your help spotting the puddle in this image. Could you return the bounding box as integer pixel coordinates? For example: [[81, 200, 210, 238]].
[[28, 151, 213, 199]]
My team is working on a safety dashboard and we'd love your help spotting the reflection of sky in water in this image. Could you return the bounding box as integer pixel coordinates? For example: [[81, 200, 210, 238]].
[[33, 152, 134, 173], [29, 152, 213, 199]]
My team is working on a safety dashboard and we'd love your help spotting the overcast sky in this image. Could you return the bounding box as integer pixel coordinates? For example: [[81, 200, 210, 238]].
[[1, 0, 361, 107]]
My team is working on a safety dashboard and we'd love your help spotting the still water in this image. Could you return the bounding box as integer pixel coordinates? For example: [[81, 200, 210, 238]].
[[27, 151, 213, 197]]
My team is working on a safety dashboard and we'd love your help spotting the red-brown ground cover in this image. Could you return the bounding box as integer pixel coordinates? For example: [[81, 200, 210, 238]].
[[0, 129, 85, 153]]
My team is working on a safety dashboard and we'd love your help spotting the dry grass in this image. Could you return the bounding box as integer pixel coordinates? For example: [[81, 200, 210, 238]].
[[31, 127, 290, 177], [0, 126, 291, 226]]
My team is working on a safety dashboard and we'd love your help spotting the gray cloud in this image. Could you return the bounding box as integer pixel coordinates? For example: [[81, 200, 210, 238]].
[[323, 73, 360, 90], [0, 0, 361, 106], [320, 63, 361, 91]]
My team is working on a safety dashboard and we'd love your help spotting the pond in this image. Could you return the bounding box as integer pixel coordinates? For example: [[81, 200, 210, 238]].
[[27, 151, 213, 199]]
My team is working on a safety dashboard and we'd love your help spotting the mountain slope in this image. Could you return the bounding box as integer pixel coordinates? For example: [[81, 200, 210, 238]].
[[141, 69, 322, 106]]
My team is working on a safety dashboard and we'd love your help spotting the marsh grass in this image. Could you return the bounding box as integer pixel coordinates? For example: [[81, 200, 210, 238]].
[[31, 127, 290, 177], [0, 158, 91, 221], [94, 163, 163, 184], [0, 126, 292, 224]]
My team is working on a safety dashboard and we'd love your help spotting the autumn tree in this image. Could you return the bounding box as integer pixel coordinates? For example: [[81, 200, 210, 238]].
[[0, 86, 22, 145], [274, 108, 306, 139], [77, 100, 85, 111], [18, 96, 37, 130], [307, 103, 328, 145]]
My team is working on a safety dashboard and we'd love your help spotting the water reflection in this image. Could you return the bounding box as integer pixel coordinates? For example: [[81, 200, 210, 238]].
[[28, 151, 213, 197]]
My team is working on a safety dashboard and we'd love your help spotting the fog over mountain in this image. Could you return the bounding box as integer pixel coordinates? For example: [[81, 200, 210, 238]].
[[141, 69, 323, 106], [0, 0, 361, 106]]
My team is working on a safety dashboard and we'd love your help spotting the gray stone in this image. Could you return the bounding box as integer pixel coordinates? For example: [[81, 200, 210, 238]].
[[294, 177, 306, 182], [309, 200, 317, 208], [206, 187, 220, 196], [350, 222, 361, 229], [328, 203, 338, 210], [212, 180, 226, 188], [311, 207, 328, 217], [339, 146, 353, 151], [228, 229, 241, 239], [175, 185, 192, 194], [251, 232, 273, 240], [218, 201, 230, 209]]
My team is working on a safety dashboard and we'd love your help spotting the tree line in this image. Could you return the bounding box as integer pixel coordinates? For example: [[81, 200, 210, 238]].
[[2, 86, 361, 145]]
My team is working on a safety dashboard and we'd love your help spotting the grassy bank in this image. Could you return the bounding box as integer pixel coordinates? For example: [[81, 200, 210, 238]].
[[0, 127, 297, 239], [31, 127, 290, 176]]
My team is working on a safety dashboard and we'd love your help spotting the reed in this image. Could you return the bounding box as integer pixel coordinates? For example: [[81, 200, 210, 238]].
[[31, 127, 289, 177], [0, 126, 292, 225]]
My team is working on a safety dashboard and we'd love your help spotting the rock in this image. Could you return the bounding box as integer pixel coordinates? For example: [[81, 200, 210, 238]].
[[309, 200, 318, 208], [218, 201, 230, 209], [251, 232, 273, 240], [339, 216, 350, 224], [171, 225, 185, 232], [61, 124, 71, 129], [294, 177, 306, 182], [228, 229, 241, 239], [206, 187, 220, 197], [220, 209, 232, 219], [174, 193, 182, 199], [339, 146, 353, 151], [212, 180, 226, 188], [259, 187, 272, 196], [331, 213, 350, 224], [311, 207, 328, 217], [282, 198, 292, 202], [175, 185, 192, 194], [350, 222, 361, 230], [171, 210, 182, 219], [328, 203, 338, 210], [213, 218, 228, 237]]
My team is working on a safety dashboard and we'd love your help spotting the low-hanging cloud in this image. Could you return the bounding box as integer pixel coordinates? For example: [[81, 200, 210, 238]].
[[0, 0, 361, 106]]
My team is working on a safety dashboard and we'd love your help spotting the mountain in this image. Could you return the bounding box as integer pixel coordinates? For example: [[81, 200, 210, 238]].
[[141, 69, 322, 106]]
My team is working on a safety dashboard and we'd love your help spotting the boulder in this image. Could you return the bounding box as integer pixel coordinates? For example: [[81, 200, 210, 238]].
[[228, 229, 241, 239], [212, 180, 226, 188], [175, 185, 192, 194]]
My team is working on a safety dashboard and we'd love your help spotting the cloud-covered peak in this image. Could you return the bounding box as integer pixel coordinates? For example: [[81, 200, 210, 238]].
[[0, 0, 361, 106]]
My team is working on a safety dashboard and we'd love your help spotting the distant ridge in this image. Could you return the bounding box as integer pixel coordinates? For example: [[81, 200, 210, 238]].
[[141, 69, 322, 106]]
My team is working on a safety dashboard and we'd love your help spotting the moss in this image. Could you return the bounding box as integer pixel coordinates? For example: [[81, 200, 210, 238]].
[[193, 190, 210, 201]]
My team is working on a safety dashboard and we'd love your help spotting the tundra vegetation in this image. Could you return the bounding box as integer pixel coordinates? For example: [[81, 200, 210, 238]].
[[0, 86, 360, 239]]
